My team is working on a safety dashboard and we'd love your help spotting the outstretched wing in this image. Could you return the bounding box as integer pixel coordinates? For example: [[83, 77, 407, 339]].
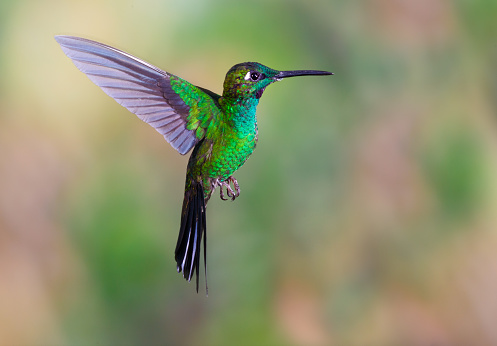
[[55, 35, 219, 155]]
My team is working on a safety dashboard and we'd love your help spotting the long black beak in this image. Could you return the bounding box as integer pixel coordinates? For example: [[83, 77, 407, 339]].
[[274, 70, 333, 80]]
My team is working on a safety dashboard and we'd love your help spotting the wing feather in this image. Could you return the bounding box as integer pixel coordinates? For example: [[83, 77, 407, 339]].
[[55, 35, 219, 155]]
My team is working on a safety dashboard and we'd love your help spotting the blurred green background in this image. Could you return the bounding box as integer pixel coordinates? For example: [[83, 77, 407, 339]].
[[1, 0, 497, 345]]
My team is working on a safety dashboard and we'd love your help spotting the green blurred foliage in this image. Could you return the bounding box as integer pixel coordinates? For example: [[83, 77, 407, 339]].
[[1, 0, 497, 345]]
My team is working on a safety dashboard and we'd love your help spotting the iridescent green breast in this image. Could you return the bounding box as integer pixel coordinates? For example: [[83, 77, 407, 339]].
[[197, 118, 257, 182], [207, 96, 259, 179], [211, 128, 256, 180]]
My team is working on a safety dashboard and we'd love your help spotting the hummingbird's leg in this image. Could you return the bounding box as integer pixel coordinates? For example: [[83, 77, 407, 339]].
[[228, 176, 240, 199], [224, 182, 236, 200], [213, 178, 235, 201], [223, 176, 240, 200], [219, 184, 229, 201], [212, 178, 228, 201], [212, 177, 241, 201]]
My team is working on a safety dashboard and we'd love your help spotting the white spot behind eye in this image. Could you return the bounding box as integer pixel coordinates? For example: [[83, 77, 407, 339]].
[[244, 71, 251, 81]]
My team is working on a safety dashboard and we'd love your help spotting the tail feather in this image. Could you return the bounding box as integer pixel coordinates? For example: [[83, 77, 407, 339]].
[[175, 181, 207, 293]]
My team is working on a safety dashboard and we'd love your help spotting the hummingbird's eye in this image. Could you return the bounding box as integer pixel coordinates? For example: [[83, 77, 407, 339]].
[[250, 72, 260, 81], [245, 71, 261, 81]]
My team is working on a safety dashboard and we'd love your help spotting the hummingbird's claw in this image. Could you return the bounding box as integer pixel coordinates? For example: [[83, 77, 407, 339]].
[[219, 185, 229, 201], [225, 176, 240, 201], [229, 177, 240, 199], [219, 181, 235, 201], [214, 176, 241, 201]]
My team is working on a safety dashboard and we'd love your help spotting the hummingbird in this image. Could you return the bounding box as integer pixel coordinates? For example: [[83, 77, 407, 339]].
[[55, 36, 333, 293]]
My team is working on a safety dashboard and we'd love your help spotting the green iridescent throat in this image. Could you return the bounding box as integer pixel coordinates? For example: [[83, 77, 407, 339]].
[[219, 96, 259, 138]]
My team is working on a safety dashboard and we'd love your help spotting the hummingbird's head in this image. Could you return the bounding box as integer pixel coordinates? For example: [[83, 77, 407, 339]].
[[222, 62, 333, 102], [222, 62, 279, 102]]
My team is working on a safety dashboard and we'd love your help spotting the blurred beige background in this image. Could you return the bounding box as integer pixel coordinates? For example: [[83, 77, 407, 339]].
[[1, 0, 497, 345]]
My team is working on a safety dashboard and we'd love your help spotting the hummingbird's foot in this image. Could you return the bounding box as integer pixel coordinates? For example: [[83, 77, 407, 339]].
[[216, 176, 240, 201], [227, 176, 240, 199], [219, 181, 235, 201], [219, 185, 229, 201]]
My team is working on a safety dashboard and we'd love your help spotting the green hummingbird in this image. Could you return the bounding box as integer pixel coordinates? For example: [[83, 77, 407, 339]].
[[55, 36, 333, 293]]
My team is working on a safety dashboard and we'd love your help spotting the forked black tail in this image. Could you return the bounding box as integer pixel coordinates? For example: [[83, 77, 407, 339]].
[[175, 181, 207, 294]]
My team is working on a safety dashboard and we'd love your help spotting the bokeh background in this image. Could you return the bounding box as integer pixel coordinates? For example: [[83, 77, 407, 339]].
[[1, 0, 497, 345]]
